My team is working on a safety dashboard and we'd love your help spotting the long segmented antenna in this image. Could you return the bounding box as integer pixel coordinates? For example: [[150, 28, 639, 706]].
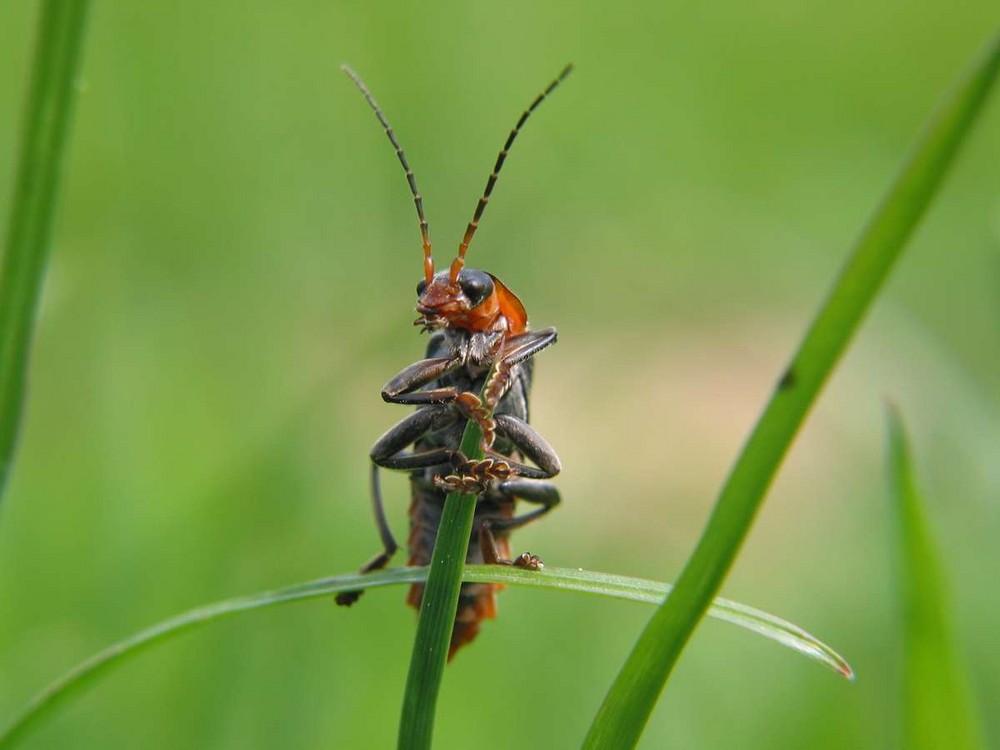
[[450, 63, 573, 284], [341, 65, 435, 284]]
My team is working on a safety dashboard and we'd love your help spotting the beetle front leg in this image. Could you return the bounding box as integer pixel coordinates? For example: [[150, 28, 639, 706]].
[[381, 356, 464, 405], [433, 411, 562, 492], [498, 326, 557, 368], [370, 405, 458, 470], [438, 329, 559, 489], [487, 413, 562, 479]]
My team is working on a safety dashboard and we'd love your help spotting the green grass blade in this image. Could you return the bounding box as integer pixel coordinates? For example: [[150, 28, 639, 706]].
[[0, 0, 91, 501], [583, 30, 1000, 750], [397, 418, 482, 750], [886, 407, 983, 750], [0, 565, 850, 749]]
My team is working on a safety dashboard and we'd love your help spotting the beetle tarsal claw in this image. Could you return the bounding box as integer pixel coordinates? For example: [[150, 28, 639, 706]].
[[434, 474, 483, 494], [434, 457, 515, 494], [512, 552, 544, 570]]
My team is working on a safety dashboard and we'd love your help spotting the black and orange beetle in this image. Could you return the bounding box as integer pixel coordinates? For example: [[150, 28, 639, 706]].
[[336, 65, 570, 658]]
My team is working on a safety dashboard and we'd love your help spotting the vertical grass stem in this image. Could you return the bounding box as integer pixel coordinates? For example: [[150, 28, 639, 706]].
[[0, 0, 91, 501]]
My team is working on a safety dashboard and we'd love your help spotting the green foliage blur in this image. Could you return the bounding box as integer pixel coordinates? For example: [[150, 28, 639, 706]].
[[1, 2, 998, 747]]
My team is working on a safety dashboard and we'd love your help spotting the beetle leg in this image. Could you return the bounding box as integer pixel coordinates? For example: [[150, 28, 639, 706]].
[[469, 328, 557, 454], [381, 356, 464, 405], [453, 391, 502, 457], [335, 464, 399, 606], [435, 453, 514, 494], [487, 478, 561, 532], [474, 480, 559, 570], [491, 414, 561, 478], [437, 405, 562, 490], [339, 405, 456, 607], [478, 521, 543, 570], [453, 327, 557, 445], [498, 326, 557, 368], [370, 405, 457, 470]]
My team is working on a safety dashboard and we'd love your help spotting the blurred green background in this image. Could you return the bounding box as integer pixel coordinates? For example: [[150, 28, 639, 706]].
[[1, 2, 999, 747]]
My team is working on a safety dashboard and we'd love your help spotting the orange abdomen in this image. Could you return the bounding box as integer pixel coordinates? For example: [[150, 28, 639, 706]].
[[406, 493, 515, 660]]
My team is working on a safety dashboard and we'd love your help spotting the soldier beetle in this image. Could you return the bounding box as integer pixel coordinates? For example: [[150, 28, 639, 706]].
[[336, 64, 570, 658]]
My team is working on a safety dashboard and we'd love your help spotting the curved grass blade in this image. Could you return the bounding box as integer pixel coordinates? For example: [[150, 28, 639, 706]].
[[583, 30, 1000, 750], [473, 566, 853, 679], [0, 0, 91, 501], [0, 565, 850, 749], [886, 407, 983, 750]]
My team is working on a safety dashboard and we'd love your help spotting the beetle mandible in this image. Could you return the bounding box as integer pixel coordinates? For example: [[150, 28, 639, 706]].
[[336, 64, 570, 658]]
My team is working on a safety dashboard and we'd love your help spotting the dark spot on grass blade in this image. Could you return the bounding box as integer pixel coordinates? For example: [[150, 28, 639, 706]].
[[778, 367, 797, 391]]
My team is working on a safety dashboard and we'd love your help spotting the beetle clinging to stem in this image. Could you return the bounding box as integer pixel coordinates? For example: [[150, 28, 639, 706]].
[[335, 64, 570, 658]]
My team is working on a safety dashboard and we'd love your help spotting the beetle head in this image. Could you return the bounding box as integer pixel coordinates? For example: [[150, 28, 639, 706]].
[[414, 268, 528, 335], [415, 268, 498, 332]]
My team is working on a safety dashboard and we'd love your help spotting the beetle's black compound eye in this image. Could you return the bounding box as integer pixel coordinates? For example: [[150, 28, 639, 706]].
[[416, 278, 428, 297], [457, 268, 494, 307]]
